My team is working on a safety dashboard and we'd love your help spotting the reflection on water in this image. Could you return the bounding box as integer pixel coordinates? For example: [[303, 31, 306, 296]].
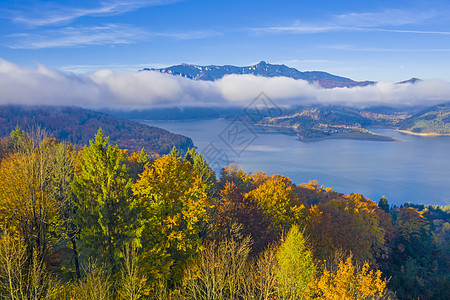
[[141, 119, 450, 206]]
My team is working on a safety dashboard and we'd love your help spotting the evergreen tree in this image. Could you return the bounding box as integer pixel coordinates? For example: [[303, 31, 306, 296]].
[[183, 147, 197, 165], [71, 129, 138, 273], [168, 146, 180, 159], [8, 124, 29, 152], [378, 196, 390, 214]]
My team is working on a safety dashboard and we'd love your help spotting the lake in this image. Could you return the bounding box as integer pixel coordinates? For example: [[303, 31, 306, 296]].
[[141, 119, 450, 206]]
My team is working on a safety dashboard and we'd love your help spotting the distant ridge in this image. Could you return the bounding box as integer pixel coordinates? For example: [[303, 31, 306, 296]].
[[397, 78, 421, 84], [142, 61, 376, 89], [398, 102, 450, 135]]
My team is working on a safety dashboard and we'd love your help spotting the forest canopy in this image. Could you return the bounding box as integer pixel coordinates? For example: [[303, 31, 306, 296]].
[[0, 127, 448, 300]]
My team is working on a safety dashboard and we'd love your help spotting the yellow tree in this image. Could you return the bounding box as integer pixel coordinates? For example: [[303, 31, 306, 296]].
[[246, 175, 304, 231], [309, 256, 389, 300], [0, 137, 65, 263], [0, 133, 73, 297], [219, 164, 252, 193], [132, 154, 209, 286]]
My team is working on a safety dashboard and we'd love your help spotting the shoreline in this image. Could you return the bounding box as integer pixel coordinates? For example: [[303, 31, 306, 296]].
[[298, 131, 400, 142], [396, 130, 450, 137], [259, 123, 399, 142]]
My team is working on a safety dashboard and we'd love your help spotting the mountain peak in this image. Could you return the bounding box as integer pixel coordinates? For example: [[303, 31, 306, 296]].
[[398, 78, 421, 84], [143, 61, 376, 88]]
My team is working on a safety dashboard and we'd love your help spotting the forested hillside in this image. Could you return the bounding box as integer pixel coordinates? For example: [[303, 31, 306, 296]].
[[0, 128, 448, 299], [260, 105, 399, 141], [0, 105, 193, 155], [398, 103, 450, 135]]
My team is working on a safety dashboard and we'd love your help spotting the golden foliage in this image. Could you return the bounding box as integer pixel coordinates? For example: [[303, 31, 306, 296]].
[[246, 176, 302, 230], [133, 154, 209, 285], [309, 256, 388, 300]]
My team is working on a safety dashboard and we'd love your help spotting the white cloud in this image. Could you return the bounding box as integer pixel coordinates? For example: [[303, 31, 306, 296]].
[[324, 44, 450, 52], [8, 24, 149, 49], [251, 8, 446, 36], [11, 0, 184, 27], [7, 25, 220, 49], [1, 58, 449, 110], [333, 9, 435, 27]]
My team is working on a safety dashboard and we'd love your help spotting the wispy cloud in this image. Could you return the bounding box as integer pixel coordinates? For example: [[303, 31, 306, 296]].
[[251, 25, 346, 35], [7, 24, 219, 49], [251, 8, 444, 36], [333, 9, 435, 27], [252, 25, 450, 36], [8, 24, 148, 49], [325, 44, 450, 52], [153, 30, 222, 40], [370, 28, 450, 35], [274, 59, 332, 65], [11, 0, 184, 27]]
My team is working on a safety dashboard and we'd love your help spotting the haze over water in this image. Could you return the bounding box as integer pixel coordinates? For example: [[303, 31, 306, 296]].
[[142, 119, 450, 207]]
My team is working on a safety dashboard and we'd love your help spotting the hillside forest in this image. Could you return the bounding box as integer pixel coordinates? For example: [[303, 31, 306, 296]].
[[0, 105, 194, 155], [0, 127, 448, 300]]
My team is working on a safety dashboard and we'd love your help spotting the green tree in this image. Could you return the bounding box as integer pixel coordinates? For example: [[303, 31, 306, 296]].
[[71, 129, 138, 273], [168, 146, 180, 159], [185, 148, 218, 199], [276, 225, 315, 299], [8, 124, 29, 152], [378, 196, 390, 214]]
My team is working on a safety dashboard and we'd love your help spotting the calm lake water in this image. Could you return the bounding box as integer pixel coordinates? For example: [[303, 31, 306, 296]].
[[141, 119, 450, 206]]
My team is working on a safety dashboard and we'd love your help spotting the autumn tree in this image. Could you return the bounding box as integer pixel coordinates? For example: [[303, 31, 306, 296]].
[[309, 255, 389, 300], [72, 129, 138, 273], [219, 164, 253, 193], [182, 226, 252, 300], [246, 175, 305, 231], [276, 225, 315, 299], [212, 182, 275, 254], [296, 180, 330, 206], [0, 129, 73, 297], [306, 194, 387, 263], [121, 148, 150, 181], [132, 153, 210, 287]]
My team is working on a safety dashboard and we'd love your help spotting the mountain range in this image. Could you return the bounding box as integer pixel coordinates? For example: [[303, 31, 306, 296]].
[[142, 61, 379, 88]]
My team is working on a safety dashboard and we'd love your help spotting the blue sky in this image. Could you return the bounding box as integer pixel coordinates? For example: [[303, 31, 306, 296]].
[[1, 0, 450, 81]]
